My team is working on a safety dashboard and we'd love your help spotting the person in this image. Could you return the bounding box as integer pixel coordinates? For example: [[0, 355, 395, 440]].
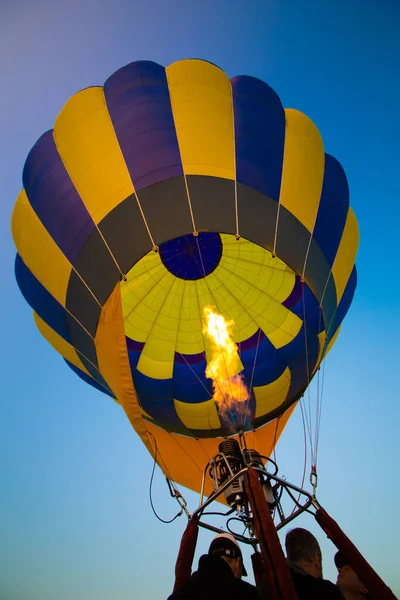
[[334, 551, 371, 599], [167, 532, 259, 599], [284, 527, 345, 599]]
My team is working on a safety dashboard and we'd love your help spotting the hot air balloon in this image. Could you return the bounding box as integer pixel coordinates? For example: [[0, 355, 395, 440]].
[[11, 58, 359, 497], [13, 58, 399, 600]]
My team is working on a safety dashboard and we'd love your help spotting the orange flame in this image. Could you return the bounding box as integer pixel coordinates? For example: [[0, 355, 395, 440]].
[[202, 306, 250, 423]]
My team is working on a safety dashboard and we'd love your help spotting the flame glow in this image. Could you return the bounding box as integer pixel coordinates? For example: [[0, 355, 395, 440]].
[[202, 306, 250, 424]]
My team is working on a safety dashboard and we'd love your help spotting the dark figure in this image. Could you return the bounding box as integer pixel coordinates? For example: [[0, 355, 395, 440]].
[[284, 527, 345, 599], [168, 532, 258, 600], [334, 551, 371, 600]]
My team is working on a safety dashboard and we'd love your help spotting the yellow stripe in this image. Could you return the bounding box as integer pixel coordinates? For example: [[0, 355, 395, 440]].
[[94, 284, 155, 458], [312, 330, 327, 375], [34, 312, 90, 375], [166, 59, 235, 179], [279, 109, 325, 233], [176, 281, 204, 355], [331, 208, 359, 304], [324, 325, 341, 357], [174, 398, 221, 430], [11, 189, 71, 306], [136, 278, 185, 379], [266, 311, 303, 349], [254, 367, 291, 417], [53, 87, 134, 224]]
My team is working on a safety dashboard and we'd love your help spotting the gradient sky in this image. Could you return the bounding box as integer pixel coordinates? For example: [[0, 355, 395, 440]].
[[1, 1, 399, 598]]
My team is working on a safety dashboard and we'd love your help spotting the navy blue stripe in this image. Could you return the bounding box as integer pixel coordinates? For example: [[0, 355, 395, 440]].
[[290, 284, 325, 334], [65, 360, 115, 398], [132, 370, 183, 427], [246, 352, 288, 388], [278, 323, 319, 400], [173, 360, 213, 403], [328, 266, 357, 341], [282, 276, 303, 309], [22, 131, 95, 264], [15, 254, 71, 343], [104, 61, 183, 191], [313, 154, 349, 267], [232, 75, 285, 201]]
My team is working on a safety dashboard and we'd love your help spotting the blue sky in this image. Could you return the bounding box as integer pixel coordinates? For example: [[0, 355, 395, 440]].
[[1, 1, 399, 598]]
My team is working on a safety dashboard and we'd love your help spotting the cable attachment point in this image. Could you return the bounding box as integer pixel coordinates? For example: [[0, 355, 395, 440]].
[[235, 233, 241, 240], [310, 466, 318, 498], [173, 490, 190, 518], [193, 231, 199, 237]]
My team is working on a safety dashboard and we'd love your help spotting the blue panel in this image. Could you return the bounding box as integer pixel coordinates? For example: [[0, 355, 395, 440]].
[[160, 233, 222, 280], [15, 254, 71, 343], [172, 360, 213, 403], [282, 275, 303, 309], [65, 360, 115, 397], [246, 351, 288, 388], [232, 75, 285, 201], [291, 284, 324, 333], [22, 131, 95, 264], [312, 154, 349, 267], [278, 324, 320, 400], [127, 348, 141, 372], [239, 334, 277, 373], [104, 61, 183, 191], [328, 266, 357, 341], [132, 370, 183, 427]]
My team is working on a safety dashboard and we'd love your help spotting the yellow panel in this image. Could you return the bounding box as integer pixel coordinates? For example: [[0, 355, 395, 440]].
[[123, 271, 175, 342], [166, 59, 235, 179], [137, 353, 173, 379], [94, 284, 155, 458], [266, 311, 303, 349], [54, 87, 134, 224], [324, 325, 341, 357], [174, 398, 221, 430], [279, 109, 325, 233], [331, 208, 359, 303], [254, 367, 291, 418], [34, 312, 90, 375], [312, 330, 327, 375], [176, 281, 204, 355], [11, 190, 71, 306], [139, 277, 185, 363]]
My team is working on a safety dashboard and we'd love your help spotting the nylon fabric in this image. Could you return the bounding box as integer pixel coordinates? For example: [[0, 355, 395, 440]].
[[34, 312, 90, 375], [279, 109, 325, 234], [12, 57, 359, 495], [11, 189, 71, 306], [331, 208, 359, 304], [174, 398, 221, 430], [166, 59, 235, 179], [94, 283, 156, 459], [54, 86, 134, 225]]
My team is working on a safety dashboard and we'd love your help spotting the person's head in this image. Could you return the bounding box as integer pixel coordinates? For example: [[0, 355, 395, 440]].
[[208, 533, 247, 579], [285, 528, 323, 578], [334, 552, 369, 596]]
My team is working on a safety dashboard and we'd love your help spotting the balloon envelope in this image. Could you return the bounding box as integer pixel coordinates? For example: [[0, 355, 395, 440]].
[[12, 59, 358, 494]]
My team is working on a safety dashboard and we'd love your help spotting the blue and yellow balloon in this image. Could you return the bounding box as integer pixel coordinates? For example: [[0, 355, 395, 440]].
[[11, 59, 358, 494]]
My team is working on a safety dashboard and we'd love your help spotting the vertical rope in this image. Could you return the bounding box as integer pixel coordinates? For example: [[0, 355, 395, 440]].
[[183, 175, 197, 234], [133, 190, 157, 249]]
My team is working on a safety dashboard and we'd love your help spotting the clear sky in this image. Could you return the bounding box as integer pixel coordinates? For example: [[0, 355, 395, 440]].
[[1, 1, 399, 598]]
